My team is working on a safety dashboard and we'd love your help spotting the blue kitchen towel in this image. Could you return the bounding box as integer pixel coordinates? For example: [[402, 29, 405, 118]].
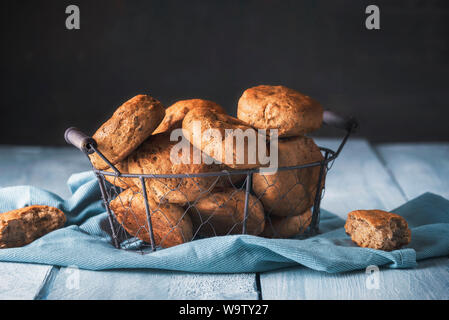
[[0, 171, 448, 273]]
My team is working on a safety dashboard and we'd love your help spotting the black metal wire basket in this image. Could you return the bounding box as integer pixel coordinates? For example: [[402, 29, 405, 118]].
[[65, 110, 357, 253]]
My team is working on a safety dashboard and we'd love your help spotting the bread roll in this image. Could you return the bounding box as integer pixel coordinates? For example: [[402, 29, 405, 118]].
[[128, 132, 223, 204], [238, 85, 323, 137], [182, 107, 265, 169], [103, 157, 135, 190], [188, 189, 265, 237], [345, 209, 411, 251], [89, 94, 165, 169], [253, 136, 324, 217], [153, 99, 225, 134], [110, 188, 193, 248]]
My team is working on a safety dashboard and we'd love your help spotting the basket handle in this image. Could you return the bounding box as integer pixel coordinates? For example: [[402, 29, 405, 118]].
[[323, 110, 358, 132], [64, 127, 96, 154]]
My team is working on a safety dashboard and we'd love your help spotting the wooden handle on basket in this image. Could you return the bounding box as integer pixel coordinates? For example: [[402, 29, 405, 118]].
[[64, 127, 97, 154], [323, 110, 358, 132]]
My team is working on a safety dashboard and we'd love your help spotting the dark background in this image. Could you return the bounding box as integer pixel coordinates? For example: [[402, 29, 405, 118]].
[[1, 0, 448, 145]]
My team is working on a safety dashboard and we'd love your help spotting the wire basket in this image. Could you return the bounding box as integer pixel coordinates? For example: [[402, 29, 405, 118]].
[[65, 110, 357, 253]]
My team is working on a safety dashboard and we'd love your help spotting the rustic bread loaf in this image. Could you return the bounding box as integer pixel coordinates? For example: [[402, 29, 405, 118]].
[[237, 85, 323, 137], [188, 189, 265, 237], [253, 136, 324, 217], [153, 99, 225, 134], [0, 205, 66, 248], [344, 209, 411, 251], [128, 132, 224, 204], [182, 107, 264, 169], [89, 94, 165, 169], [261, 209, 312, 238], [110, 188, 193, 248]]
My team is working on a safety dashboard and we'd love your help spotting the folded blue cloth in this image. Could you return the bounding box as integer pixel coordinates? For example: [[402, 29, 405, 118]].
[[0, 171, 448, 273]]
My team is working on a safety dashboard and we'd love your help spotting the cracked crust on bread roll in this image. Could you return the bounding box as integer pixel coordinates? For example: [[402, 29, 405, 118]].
[[128, 132, 224, 204], [253, 136, 324, 217], [153, 99, 225, 134], [182, 107, 265, 169], [89, 94, 165, 169], [188, 189, 265, 237], [0, 205, 66, 248], [110, 188, 193, 248], [237, 85, 323, 137]]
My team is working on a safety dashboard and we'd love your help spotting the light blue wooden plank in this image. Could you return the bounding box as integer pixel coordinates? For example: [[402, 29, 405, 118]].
[[376, 143, 449, 200], [0, 146, 90, 198], [315, 138, 407, 217], [41, 268, 258, 300], [260, 257, 449, 300], [0, 145, 259, 300], [260, 138, 449, 300], [0, 262, 54, 300]]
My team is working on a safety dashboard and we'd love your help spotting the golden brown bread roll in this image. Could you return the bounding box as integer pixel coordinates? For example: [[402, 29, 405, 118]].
[[153, 99, 225, 134], [110, 188, 193, 248], [261, 209, 312, 238], [89, 94, 165, 169], [253, 136, 324, 217], [182, 107, 265, 169], [237, 85, 323, 137], [128, 132, 224, 204], [188, 189, 265, 237]]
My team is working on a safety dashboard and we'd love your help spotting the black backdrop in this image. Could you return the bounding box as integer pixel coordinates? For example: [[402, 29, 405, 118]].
[[1, 0, 448, 145]]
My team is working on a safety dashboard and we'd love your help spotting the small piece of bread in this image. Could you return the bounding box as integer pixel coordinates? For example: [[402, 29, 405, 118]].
[[89, 94, 165, 169], [237, 85, 323, 137], [261, 209, 312, 238], [110, 188, 193, 248], [153, 99, 226, 134], [0, 205, 66, 248], [344, 209, 411, 251], [188, 189, 265, 237]]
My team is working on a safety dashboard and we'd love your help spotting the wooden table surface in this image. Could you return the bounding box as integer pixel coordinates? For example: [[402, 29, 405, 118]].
[[0, 138, 448, 300]]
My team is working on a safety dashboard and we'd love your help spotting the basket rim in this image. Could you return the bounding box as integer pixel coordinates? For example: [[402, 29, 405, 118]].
[[94, 146, 336, 179]]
